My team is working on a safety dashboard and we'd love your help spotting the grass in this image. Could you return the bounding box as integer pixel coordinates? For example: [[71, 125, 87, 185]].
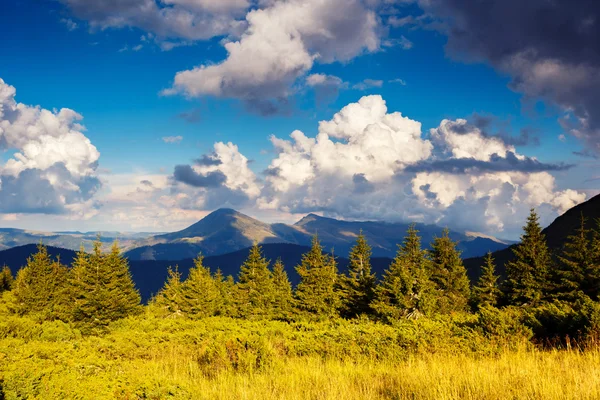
[[1, 315, 600, 399]]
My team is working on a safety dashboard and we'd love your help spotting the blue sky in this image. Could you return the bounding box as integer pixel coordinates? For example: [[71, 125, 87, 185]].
[[1, 0, 598, 238]]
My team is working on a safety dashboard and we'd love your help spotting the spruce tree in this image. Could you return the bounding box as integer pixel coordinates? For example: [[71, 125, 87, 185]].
[[372, 225, 435, 320], [215, 271, 236, 317], [554, 214, 591, 301], [472, 252, 501, 309], [179, 254, 223, 318], [271, 258, 294, 319], [152, 266, 185, 316], [586, 219, 600, 300], [68, 240, 141, 329], [340, 231, 376, 318], [430, 229, 471, 313], [504, 209, 552, 307], [235, 244, 274, 319], [0, 265, 12, 293], [295, 235, 341, 317], [12, 243, 69, 320]]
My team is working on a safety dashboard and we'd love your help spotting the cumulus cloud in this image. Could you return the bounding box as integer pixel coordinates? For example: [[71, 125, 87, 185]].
[[60, 0, 249, 45], [0, 78, 101, 215], [253, 95, 584, 236], [170, 141, 261, 210], [418, 0, 600, 153], [164, 0, 380, 114]]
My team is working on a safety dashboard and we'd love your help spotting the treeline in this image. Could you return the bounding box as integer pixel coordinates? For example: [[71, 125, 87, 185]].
[[2, 209, 600, 342]]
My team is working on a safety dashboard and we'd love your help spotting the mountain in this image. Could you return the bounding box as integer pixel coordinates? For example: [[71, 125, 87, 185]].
[[125, 209, 512, 261], [0, 243, 392, 303], [0, 228, 157, 253], [464, 192, 600, 279]]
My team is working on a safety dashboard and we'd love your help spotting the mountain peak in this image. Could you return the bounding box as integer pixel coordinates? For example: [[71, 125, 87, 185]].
[[295, 213, 324, 226]]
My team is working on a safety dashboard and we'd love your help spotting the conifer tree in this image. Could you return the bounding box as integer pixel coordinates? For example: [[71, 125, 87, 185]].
[[430, 229, 471, 313], [472, 252, 501, 309], [271, 258, 294, 319], [152, 266, 184, 316], [372, 225, 435, 320], [340, 231, 376, 318], [0, 265, 12, 293], [235, 244, 274, 319], [68, 240, 141, 329], [504, 209, 552, 307], [585, 219, 600, 300], [13, 243, 68, 320], [179, 254, 223, 318], [554, 214, 591, 301], [295, 235, 341, 317]]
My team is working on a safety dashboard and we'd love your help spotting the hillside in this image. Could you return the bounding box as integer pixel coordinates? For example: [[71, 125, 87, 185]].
[[125, 209, 511, 261], [464, 192, 600, 278]]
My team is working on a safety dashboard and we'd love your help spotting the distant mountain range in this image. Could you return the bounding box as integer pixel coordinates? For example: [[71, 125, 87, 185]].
[[124, 208, 513, 261], [464, 192, 600, 277]]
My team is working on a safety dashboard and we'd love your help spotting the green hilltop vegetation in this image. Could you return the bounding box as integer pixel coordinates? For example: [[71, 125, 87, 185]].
[[1, 209, 600, 398]]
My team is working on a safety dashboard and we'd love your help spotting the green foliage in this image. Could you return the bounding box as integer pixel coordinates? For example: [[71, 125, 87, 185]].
[[0, 265, 12, 293], [271, 258, 294, 320], [295, 235, 341, 317], [339, 231, 376, 318], [372, 225, 435, 321], [151, 265, 184, 316], [472, 252, 501, 309], [12, 243, 69, 321], [68, 240, 141, 331], [178, 254, 224, 318], [235, 243, 274, 319], [430, 229, 471, 313], [554, 214, 593, 302], [504, 209, 552, 307]]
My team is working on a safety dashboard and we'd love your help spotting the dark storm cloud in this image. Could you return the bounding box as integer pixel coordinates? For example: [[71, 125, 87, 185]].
[[420, 0, 600, 152], [172, 165, 227, 188], [405, 152, 573, 175]]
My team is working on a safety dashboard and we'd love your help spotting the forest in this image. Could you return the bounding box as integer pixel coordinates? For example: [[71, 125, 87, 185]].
[[1, 209, 600, 399]]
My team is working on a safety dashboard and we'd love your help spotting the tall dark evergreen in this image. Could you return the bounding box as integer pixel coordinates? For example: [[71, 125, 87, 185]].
[[587, 219, 600, 300], [430, 229, 471, 313], [179, 254, 223, 318], [372, 225, 435, 320], [271, 258, 294, 319], [295, 235, 341, 317], [0, 265, 12, 293], [235, 244, 274, 319], [504, 209, 552, 307], [68, 240, 141, 329], [340, 231, 376, 318], [13, 243, 68, 320], [554, 214, 591, 301], [152, 266, 185, 316], [472, 252, 501, 309]]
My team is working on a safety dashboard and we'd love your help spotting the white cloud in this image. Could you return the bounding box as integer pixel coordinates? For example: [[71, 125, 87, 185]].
[[162, 135, 183, 144], [352, 79, 384, 91], [0, 78, 101, 215], [164, 0, 380, 114]]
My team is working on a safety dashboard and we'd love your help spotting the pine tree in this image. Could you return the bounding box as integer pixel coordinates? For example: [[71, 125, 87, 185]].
[[472, 252, 501, 309], [12, 243, 69, 320], [216, 271, 236, 317], [295, 235, 341, 317], [235, 244, 274, 319], [179, 254, 223, 318], [586, 219, 600, 300], [152, 266, 185, 316], [271, 258, 294, 319], [504, 209, 552, 307], [554, 214, 591, 301], [340, 231, 376, 318], [68, 240, 141, 329], [372, 225, 435, 320], [0, 265, 12, 293], [430, 229, 471, 313]]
